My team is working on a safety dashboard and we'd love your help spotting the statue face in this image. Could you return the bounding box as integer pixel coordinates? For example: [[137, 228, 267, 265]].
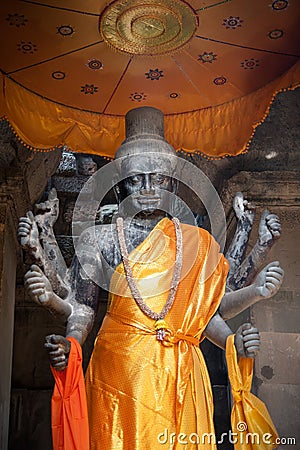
[[116, 154, 177, 217]]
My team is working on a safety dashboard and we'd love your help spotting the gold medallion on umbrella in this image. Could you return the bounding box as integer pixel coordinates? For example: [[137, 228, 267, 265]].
[[100, 0, 198, 55]]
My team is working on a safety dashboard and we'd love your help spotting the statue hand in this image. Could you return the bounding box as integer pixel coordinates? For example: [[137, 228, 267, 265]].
[[234, 323, 260, 358], [258, 210, 281, 246], [44, 334, 71, 371], [233, 192, 255, 224], [18, 211, 42, 259], [35, 188, 59, 229], [253, 261, 284, 298], [24, 264, 54, 306]]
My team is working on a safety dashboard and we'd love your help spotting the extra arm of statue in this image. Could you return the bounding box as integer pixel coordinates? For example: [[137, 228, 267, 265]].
[[34, 188, 68, 281], [203, 314, 260, 358], [227, 209, 281, 290], [226, 192, 255, 279], [18, 189, 69, 298], [220, 260, 284, 320], [24, 228, 101, 371]]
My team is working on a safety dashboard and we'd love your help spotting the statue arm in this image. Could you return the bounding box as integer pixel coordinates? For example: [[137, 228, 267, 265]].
[[227, 210, 281, 290], [24, 264, 72, 320], [65, 250, 101, 346], [34, 188, 68, 280], [203, 313, 260, 358], [18, 200, 69, 299], [220, 261, 284, 320], [24, 227, 103, 370], [226, 192, 255, 279]]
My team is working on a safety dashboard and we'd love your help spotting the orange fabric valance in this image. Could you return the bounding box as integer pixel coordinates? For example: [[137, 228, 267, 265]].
[[0, 0, 299, 158], [0, 63, 299, 158]]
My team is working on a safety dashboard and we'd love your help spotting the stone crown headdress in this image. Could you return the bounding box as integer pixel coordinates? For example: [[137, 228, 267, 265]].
[[114, 106, 176, 159]]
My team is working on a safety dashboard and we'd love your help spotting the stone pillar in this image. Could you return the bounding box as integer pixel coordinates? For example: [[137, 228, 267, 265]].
[[0, 194, 18, 450], [0, 131, 62, 450]]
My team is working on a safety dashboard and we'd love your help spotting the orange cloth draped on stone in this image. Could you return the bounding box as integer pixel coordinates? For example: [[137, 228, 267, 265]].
[[85, 218, 229, 449], [51, 337, 89, 450], [0, 62, 299, 158], [226, 335, 279, 450]]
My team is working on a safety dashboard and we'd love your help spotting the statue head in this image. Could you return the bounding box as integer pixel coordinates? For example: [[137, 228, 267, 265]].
[[114, 107, 178, 218]]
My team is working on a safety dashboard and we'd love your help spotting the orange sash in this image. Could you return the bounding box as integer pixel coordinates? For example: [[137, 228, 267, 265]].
[[51, 337, 89, 450], [226, 335, 279, 450]]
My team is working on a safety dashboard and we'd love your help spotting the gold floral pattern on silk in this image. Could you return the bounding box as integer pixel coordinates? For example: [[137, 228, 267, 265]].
[[99, 0, 198, 55]]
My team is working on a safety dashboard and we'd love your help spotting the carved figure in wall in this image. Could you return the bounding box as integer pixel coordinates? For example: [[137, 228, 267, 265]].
[[18, 107, 284, 450], [77, 155, 98, 176]]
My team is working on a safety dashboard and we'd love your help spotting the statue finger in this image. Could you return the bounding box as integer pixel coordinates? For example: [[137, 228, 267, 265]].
[[265, 281, 278, 292], [31, 289, 45, 297], [244, 336, 260, 347], [18, 229, 31, 237], [264, 261, 280, 270], [49, 335, 71, 353], [26, 282, 45, 290], [242, 329, 259, 338], [242, 326, 258, 336], [30, 264, 45, 275], [266, 213, 279, 221], [18, 220, 32, 229], [18, 230, 30, 238], [26, 211, 35, 223], [267, 222, 281, 232], [19, 216, 32, 224], [245, 343, 260, 353], [48, 348, 64, 357], [48, 187, 58, 201], [52, 361, 67, 372], [268, 266, 284, 276], [272, 230, 281, 238], [239, 323, 252, 331], [266, 271, 283, 282], [44, 342, 60, 351], [18, 225, 32, 235], [267, 221, 281, 231], [39, 293, 49, 304], [246, 349, 259, 358], [51, 355, 66, 364], [260, 209, 270, 222], [266, 216, 280, 224], [24, 273, 43, 283]]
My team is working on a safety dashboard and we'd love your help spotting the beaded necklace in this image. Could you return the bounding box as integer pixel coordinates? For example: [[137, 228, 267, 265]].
[[116, 217, 183, 341]]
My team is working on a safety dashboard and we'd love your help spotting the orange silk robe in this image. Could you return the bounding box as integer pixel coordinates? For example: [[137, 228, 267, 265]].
[[85, 218, 278, 449], [85, 218, 229, 449]]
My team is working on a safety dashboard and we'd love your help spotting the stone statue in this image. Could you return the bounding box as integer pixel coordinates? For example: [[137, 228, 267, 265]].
[[18, 107, 284, 449]]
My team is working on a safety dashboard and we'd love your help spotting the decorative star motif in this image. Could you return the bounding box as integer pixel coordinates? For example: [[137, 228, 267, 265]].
[[271, 0, 289, 10], [241, 58, 260, 69], [169, 92, 180, 99], [81, 84, 98, 94], [17, 41, 37, 54], [145, 68, 164, 80], [52, 71, 66, 80], [6, 13, 28, 27], [87, 59, 104, 70], [268, 29, 284, 39], [57, 25, 75, 36], [213, 76, 227, 86], [130, 92, 147, 102], [223, 16, 243, 29], [198, 51, 217, 63]]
